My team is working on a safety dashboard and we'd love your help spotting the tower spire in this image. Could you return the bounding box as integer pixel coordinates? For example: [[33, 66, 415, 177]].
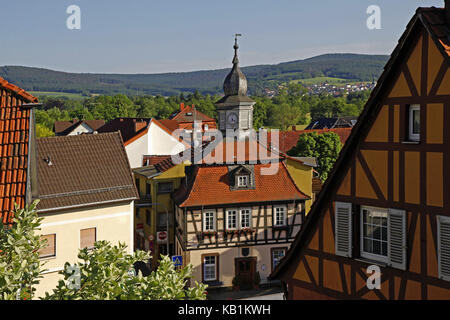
[[233, 33, 241, 65]]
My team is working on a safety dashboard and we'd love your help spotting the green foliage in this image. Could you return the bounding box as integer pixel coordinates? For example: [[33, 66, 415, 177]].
[[42, 242, 207, 300], [288, 132, 342, 181], [36, 124, 55, 138], [0, 200, 46, 300]]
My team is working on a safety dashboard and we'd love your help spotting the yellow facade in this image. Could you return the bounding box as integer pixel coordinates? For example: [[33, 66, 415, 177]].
[[284, 158, 314, 213], [134, 163, 187, 268], [35, 201, 134, 298]]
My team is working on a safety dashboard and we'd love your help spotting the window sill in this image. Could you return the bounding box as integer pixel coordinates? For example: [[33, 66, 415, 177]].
[[354, 257, 387, 268], [401, 140, 420, 145], [39, 256, 56, 261]]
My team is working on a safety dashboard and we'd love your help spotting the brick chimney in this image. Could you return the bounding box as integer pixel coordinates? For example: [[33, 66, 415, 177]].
[[292, 125, 296, 131], [135, 121, 147, 132], [180, 102, 185, 111], [446, 0, 450, 25]]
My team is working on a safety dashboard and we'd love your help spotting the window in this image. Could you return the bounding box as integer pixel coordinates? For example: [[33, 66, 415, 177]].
[[145, 183, 151, 197], [437, 216, 450, 281], [135, 178, 140, 195], [408, 104, 420, 141], [360, 207, 388, 263], [158, 212, 168, 228], [80, 228, 96, 250], [237, 175, 249, 187], [203, 255, 218, 282], [203, 211, 216, 231], [226, 210, 238, 230], [39, 234, 56, 258], [272, 248, 287, 271], [158, 182, 173, 194], [274, 206, 287, 226], [146, 210, 151, 225], [240, 209, 251, 228]]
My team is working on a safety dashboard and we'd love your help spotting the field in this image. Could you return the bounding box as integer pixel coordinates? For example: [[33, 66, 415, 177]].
[[290, 77, 371, 86], [29, 91, 85, 100]]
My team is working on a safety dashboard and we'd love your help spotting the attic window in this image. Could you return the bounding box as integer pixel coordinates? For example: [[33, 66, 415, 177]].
[[237, 175, 249, 188], [186, 112, 193, 116]]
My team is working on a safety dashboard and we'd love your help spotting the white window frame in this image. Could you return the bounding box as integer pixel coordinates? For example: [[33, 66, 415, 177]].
[[408, 104, 420, 141], [360, 206, 389, 264], [237, 175, 249, 187], [203, 211, 216, 232], [226, 209, 238, 230], [273, 205, 287, 227], [203, 255, 217, 281], [240, 208, 252, 229]]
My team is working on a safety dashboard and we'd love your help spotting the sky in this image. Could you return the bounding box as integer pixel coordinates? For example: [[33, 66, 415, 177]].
[[0, 0, 444, 74]]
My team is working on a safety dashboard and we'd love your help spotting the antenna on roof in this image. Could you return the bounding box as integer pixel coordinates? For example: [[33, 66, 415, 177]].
[[44, 156, 52, 166]]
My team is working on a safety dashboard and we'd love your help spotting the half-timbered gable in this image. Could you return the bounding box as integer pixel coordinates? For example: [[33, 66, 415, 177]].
[[271, 5, 450, 300]]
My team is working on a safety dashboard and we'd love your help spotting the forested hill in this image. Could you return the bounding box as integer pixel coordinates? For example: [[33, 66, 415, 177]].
[[0, 53, 389, 96]]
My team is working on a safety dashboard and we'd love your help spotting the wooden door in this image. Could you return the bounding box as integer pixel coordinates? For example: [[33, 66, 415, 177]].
[[235, 257, 256, 290]]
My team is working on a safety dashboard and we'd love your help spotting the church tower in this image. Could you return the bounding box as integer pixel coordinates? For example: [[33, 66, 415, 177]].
[[215, 35, 255, 140]]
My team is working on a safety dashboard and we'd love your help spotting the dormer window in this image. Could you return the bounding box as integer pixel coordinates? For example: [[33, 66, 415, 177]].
[[237, 175, 249, 187]]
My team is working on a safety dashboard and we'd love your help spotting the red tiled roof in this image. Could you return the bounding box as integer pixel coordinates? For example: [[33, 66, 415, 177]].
[[174, 161, 309, 207], [0, 77, 38, 224], [267, 128, 352, 153], [170, 103, 216, 123], [143, 155, 172, 166]]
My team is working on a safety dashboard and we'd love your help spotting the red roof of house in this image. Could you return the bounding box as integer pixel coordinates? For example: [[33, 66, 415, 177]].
[[97, 118, 151, 145], [267, 127, 352, 153], [170, 103, 216, 124], [174, 161, 309, 207], [0, 77, 38, 224]]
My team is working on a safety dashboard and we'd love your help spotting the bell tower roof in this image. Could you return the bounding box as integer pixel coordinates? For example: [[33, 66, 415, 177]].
[[223, 34, 248, 97]]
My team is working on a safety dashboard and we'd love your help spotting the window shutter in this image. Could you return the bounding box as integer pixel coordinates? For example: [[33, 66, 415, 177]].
[[335, 202, 352, 257], [437, 216, 450, 281], [80, 228, 96, 249], [39, 234, 56, 258], [388, 209, 406, 270], [219, 112, 225, 130]]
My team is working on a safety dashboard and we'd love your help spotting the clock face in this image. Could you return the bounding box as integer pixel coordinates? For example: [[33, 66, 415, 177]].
[[227, 112, 238, 125]]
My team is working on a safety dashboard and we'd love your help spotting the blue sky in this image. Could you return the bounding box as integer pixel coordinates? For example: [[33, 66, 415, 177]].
[[0, 0, 443, 73]]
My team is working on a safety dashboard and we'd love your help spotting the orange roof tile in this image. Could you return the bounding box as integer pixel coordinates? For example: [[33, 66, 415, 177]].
[[0, 77, 37, 224], [267, 128, 352, 153], [174, 161, 309, 207]]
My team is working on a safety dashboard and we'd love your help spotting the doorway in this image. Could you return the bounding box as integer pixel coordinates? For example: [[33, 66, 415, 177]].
[[235, 257, 256, 290]]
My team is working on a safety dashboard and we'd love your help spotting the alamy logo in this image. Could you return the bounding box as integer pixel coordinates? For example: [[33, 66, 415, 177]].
[[66, 5, 81, 30], [366, 265, 381, 290], [366, 5, 381, 30], [65, 264, 81, 290]]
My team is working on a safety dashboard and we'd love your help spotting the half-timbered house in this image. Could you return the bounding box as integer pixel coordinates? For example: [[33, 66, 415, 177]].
[[270, 4, 450, 300], [171, 37, 311, 289]]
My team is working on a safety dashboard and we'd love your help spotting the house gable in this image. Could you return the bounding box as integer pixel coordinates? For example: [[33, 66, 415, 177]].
[[271, 7, 450, 300]]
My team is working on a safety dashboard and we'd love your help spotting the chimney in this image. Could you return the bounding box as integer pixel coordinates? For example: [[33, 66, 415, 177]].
[[292, 125, 296, 131], [180, 102, 185, 111], [446, 0, 450, 25], [135, 121, 147, 132]]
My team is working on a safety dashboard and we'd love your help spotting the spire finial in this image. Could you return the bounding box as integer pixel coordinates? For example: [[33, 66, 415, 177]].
[[233, 33, 242, 64]]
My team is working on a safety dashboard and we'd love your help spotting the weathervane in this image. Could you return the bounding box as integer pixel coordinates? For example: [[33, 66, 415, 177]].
[[233, 33, 242, 64]]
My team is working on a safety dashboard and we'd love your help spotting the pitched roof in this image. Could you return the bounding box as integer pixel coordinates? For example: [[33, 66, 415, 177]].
[[54, 119, 105, 135], [173, 161, 309, 207], [305, 117, 357, 130], [169, 103, 216, 123], [36, 132, 138, 212], [0, 77, 37, 224], [270, 6, 450, 280], [97, 118, 151, 145], [267, 128, 352, 153]]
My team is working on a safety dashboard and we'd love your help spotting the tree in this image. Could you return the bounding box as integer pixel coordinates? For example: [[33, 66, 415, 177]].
[[43, 241, 207, 300], [36, 124, 55, 138], [287, 132, 342, 181], [0, 200, 46, 300]]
